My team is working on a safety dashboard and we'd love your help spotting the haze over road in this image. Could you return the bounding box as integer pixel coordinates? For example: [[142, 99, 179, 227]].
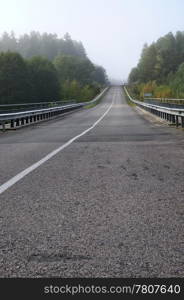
[[0, 87, 183, 277]]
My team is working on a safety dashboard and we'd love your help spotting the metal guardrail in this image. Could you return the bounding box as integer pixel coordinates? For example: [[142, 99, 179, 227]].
[[124, 86, 184, 128], [144, 98, 184, 109], [0, 100, 76, 108], [0, 100, 76, 113], [0, 87, 109, 131], [144, 97, 184, 103], [143, 99, 184, 109]]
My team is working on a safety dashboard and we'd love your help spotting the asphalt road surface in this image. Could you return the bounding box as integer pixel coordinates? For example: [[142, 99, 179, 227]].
[[0, 86, 183, 277]]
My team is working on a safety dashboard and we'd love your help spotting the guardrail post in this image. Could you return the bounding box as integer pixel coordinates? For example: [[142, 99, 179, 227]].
[[10, 119, 14, 128], [176, 116, 179, 127], [181, 116, 184, 128], [1, 121, 6, 131], [16, 119, 20, 127]]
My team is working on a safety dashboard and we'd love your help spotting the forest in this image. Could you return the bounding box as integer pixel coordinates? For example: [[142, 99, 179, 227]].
[[128, 31, 184, 99], [0, 31, 108, 104]]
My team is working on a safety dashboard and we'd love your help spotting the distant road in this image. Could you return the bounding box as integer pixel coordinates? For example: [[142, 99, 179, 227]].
[[0, 86, 183, 277]]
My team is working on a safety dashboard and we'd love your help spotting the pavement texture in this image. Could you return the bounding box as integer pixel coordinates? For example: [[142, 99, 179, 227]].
[[0, 86, 183, 277]]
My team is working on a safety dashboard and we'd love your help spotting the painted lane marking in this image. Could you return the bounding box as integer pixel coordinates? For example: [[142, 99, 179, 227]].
[[0, 98, 114, 195]]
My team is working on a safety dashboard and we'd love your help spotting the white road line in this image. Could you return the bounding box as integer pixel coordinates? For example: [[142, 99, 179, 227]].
[[0, 98, 114, 195]]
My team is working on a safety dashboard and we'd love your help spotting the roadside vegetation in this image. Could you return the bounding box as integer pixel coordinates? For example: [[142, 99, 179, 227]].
[[0, 32, 109, 104], [128, 31, 184, 100]]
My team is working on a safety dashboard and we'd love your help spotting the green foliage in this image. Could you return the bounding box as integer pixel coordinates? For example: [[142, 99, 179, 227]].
[[54, 54, 108, 101], [154, 85, 173, 98], [128, 67, 139, 84], [129, 82, 173, 99], [27, 56, 60, 101], [138, 43, 157, 82], [0, 52, 29, 104], [60, 80, 100, 102], [0, 31, 86, 60], [0, 52, 60, 104], [61, 80, 80, 100], [0, 32, 108, 104], [171, 63, 184, 98], [81, 84, 100, 101], [128, 31, 184, 99], [91, 65, 109, 85], [54, 54, 96, 85]]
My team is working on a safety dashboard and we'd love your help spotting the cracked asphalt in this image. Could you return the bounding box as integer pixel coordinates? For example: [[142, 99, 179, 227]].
[[0, 86, 183, 277]]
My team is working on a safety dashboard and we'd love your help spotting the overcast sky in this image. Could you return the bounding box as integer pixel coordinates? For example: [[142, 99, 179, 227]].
[[0, 0, 184, 80]]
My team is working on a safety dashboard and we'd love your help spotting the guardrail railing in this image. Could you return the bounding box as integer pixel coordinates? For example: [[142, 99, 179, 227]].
[[144, 98, 184, 109], [124, 86, 184, 128], [144, 97, 184, 104], [0, 87, 109, 131], [0, 100, 76, 113]]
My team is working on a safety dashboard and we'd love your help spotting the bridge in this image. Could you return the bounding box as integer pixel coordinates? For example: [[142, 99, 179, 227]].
[[0, 86, 183, 277]]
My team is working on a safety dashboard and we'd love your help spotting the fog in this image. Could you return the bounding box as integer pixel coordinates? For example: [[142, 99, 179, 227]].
[[0, 0, 183, 81]]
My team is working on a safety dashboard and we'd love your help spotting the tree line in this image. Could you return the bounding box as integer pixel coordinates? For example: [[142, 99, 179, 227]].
[[128, 31, 184, 99], [0, 31, 87, 60], [0, 32, 108, 104]]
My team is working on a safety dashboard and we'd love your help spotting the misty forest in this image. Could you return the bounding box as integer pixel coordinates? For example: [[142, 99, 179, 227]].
[[128, 31, 184, 99], [0, 31, 108, 104]]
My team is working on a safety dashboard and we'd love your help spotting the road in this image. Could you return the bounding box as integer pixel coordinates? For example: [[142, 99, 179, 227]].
[[0, 86, 183, 277]]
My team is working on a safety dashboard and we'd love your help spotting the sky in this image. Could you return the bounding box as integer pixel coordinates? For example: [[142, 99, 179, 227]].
[[0, 0, 184, 81]]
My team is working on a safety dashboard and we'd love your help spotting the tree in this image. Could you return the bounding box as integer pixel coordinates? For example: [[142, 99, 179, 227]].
[[54, 54, 95, 85], [128, 31, 184, 99], [91, 65, 108, 85], [27, 56, 60, 101], [0, 32, 108, 104], [137, 43, 157, 82], [0, 31, 87, 60], [128, 67, 139, 83], [155, 32, 177, 82], [175, 31, 184, 66], [0, 31, 17, 52], [19, 31, 42, 58], [81, 85, 96, 101], [171, 63, 184, 98], [0, 52, 29, 104], [69, 80, 81, 100], [40, 33, 58, 60]]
